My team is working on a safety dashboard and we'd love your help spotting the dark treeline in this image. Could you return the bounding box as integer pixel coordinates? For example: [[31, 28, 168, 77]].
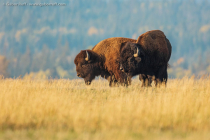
[[0, 0, 210, 78]]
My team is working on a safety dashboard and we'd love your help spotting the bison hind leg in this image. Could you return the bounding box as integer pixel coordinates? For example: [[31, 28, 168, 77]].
[[155, 65, 168, 87]]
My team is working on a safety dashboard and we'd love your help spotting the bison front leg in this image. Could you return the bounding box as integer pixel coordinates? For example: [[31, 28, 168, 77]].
[[114, 70, 131, 86], [124, 75, 132, 86], [121, 73, 131, 86], [100, 72, 118, 87], [107, 75, 118, 87], [139, 74, 152, 87]]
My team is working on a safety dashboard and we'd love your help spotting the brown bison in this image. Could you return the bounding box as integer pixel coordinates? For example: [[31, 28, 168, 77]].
[[119, 30, 172, 87], [74, 37, 136, 86]]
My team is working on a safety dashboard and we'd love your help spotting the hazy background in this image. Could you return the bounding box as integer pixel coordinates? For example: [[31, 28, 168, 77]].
[[0, 0, 210, 79]]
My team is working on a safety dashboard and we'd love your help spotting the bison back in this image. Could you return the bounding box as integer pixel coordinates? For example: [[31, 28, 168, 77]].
[[92, 37, 136, 77]]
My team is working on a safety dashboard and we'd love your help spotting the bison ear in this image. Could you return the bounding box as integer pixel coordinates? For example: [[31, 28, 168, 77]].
[[85, 51, 90, 61]]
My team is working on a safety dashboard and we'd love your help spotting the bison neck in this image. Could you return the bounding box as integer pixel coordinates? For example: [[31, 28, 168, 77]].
[[92, 60, 110, 79]]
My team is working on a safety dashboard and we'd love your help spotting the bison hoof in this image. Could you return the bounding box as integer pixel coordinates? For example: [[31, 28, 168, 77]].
[[85, 81, 91, 85]]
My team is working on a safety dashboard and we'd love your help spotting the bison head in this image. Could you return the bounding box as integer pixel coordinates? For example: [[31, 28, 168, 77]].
[[119, 42, 145, 76], [74, 50, 101, 85]]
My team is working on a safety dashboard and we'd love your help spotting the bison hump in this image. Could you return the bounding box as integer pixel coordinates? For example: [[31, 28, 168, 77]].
[[136, 30, 169, 64]]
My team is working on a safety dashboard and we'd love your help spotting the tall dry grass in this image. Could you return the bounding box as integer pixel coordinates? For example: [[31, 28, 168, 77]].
[[0, 77, 210, 140]]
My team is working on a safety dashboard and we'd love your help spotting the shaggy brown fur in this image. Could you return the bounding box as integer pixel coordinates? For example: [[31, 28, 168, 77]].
[[119, 30, 172, 87], [136, 30, 170, 65], [74, 37, 136, 86]]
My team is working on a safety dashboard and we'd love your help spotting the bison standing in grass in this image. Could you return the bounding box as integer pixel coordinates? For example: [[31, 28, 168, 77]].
[[119, 30, 172, 87], [74, 37, 136, 86]]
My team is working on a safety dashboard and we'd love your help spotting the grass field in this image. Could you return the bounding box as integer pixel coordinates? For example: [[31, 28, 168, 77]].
[[0, 77, 210, 140]]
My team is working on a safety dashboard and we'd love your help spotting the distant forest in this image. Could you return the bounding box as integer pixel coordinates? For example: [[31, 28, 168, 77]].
[[0, 0, 210, 79]]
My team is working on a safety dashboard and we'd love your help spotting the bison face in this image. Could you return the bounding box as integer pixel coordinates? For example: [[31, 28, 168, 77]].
[[74, 50, 100, 85], [119, 42, 144, 76]]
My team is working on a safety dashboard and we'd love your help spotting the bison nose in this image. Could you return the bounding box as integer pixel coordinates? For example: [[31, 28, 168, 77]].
[[120, 64, 124, 71], [77, 73, 81, 77], [120, 67, 124, 72]]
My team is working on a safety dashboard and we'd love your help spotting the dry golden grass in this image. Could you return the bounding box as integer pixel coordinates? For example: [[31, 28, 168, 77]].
[[0, 77, 210, 140]]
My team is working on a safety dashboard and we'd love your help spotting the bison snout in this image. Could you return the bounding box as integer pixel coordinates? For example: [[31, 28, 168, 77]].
[[120, 65, 124, 72], [77, 73, 81, 77]]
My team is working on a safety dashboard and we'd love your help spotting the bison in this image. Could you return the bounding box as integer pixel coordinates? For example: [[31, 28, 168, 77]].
[[74, 37, 137, 86], [119, 30, 172, 87]]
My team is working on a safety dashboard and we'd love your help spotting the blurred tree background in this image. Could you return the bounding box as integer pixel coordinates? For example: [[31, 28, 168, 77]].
[[0, 0, 210, 79]]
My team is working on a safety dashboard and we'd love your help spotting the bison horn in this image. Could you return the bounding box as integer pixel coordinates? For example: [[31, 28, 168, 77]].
[[85, 51, 90, 61], [134, 47, 140, 57]]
